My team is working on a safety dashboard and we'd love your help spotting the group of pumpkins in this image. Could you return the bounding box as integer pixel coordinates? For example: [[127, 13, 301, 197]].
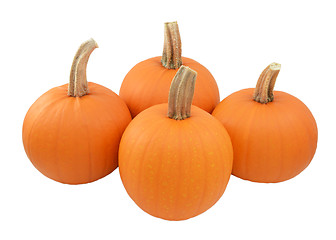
[[22, 22, 318, 221]]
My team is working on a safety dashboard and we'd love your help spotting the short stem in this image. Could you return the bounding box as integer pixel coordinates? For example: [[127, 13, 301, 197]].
[[253, 62, 281, 103], [68, 39, 98, 97], [161, 21, 182, 69], [167, 66, 197, 120]]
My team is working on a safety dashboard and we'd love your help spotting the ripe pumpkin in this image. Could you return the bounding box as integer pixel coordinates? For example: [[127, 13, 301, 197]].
[[119, 21, 220, 118], [119, 66, 233, 220], [212, 63, 318, 183], [22, 39, 131, 184]]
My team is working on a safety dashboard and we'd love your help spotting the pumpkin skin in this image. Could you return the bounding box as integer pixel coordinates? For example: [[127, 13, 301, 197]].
[[119, 104, 233, 220], [212, 88, 318, 183], [119, 56, 219, 118], [23, 82, 131, 184]]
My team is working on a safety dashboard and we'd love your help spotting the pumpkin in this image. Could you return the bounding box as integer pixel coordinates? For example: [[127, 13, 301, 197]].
[[22, 39, 132, 184], [119, 21, 220, 118], [212, 63, 318, 183], [119, 66, 233, 220]]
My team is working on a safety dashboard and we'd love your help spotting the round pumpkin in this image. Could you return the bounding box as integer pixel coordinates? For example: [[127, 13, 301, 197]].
[[119, 21, 220, 118], [212, 63, 318, 183], [119, 66, 233, 220], [22, 39, 132, 184]]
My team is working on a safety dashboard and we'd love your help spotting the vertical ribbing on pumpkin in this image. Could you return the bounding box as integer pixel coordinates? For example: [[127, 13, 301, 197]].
[[167, 66, 197, 120], [68, 39, 98, 97], [253, 62, 281, 104], [161, 21, 182, 69]]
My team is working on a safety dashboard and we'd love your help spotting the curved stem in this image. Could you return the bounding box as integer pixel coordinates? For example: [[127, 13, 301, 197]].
[[167, 66, 197, 120], [68, 39, 98, 97], [161, 21, 182, 69], [253, 62, 281, 103]]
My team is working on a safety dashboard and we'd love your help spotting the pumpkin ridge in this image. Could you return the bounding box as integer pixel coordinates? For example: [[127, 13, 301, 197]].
[[90, 98, 111, 174], [277, 109, 303, 181], [196, 115, 232, 212], [241, 103, 259, 180], [137, 69, 167, 113], [182, 123, 195, 218], [135, 118, 170, 212], [118, 116, 149, 178], [228, 100, 255, 177], [25, 96, 66, 160], [270, 96, 316, 180], [178, 121, 199, 219], [292, 99, 318, 159], [280, 99, 315, 180], [191, 119, 210, 216], [53, 98, 70, 182], [152, 121, 178, 218], [268, 103, 286, 182], [28, 98, 69, 181], [85, 95, 128, 175], [119, 113, 168, 205], [76, 99, 93, 182], [124, 66, 165, 117]]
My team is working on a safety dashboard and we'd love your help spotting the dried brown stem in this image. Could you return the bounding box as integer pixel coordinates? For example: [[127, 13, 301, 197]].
[[68, 39, 98, 97], [161, 21, 182, 69], [167, 66, 197, 120], [253, 63, 281, 103]]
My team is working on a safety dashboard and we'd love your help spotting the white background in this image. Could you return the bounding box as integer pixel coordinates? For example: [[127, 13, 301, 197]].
[[1, 0, 335, 239]]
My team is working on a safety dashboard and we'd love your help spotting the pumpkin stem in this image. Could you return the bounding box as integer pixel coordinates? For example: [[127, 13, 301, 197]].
[[168, 66, 197, 120], [68, 39, 98, 97], [161, 21, 182, 69], [253, 62, 281, 104]]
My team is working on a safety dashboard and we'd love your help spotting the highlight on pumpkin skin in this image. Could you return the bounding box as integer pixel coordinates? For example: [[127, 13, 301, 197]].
[[167, 66, 197, 120], [68, 38, 98, 97], [253, 62, 281, 104]]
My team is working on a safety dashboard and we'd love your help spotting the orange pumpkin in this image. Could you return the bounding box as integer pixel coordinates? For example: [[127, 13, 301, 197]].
[[119, 21, 219, 118], [119, 66, 233, 220], [22, 39, 131, 184], [212, 63, 318, 183]]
